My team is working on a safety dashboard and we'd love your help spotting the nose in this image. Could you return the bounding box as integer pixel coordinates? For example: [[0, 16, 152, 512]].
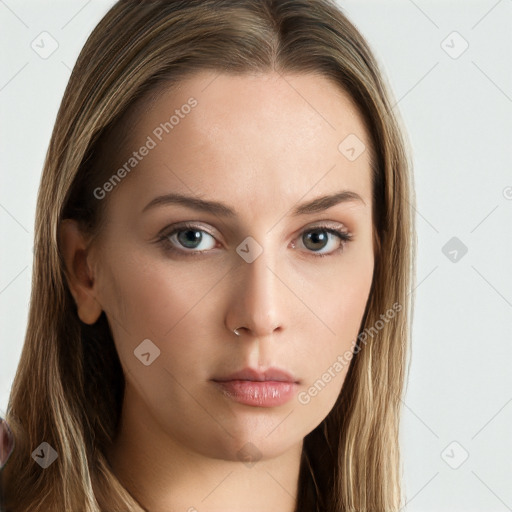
[[225, 243, 284, 339]]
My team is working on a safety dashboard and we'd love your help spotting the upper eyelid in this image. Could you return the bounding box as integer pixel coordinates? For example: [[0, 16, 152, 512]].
[[160, 221, 351, 241]]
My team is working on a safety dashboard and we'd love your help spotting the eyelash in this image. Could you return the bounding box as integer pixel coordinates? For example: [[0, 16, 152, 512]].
[[156, 222, 353, 258]]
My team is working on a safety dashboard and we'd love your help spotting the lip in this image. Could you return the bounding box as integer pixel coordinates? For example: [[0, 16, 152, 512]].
[[213, 367, 299, 383], [211, 367, 300, 408]]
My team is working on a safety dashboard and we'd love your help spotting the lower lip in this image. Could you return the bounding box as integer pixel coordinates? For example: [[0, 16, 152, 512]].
[[212, 380, 297, 407]]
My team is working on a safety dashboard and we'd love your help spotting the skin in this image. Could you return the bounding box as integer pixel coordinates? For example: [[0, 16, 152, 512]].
[[60, 70, 375, 512]]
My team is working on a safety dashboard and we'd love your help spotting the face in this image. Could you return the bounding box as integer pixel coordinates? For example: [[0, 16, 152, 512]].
[[87, 71, 375, 461]]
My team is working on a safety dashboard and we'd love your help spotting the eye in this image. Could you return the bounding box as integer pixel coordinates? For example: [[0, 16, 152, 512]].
[[293, 225, 353, 258], [158, 223, 217, 255]]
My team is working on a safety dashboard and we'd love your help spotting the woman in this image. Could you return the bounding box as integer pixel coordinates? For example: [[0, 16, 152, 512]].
[[0, 0, 416, 510]]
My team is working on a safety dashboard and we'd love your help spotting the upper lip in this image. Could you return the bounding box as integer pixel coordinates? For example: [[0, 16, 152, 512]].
[[212, 367, 299, 383]]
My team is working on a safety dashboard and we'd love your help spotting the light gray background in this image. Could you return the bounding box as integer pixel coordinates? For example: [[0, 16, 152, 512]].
[[1, 1, 511, 510]]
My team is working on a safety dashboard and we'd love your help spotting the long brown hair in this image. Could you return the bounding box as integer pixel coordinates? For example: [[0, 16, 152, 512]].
[[0, 1, 416, 510]]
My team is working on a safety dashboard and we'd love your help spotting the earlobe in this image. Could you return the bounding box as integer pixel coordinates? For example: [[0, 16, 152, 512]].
[[58, 219, 103, 325]]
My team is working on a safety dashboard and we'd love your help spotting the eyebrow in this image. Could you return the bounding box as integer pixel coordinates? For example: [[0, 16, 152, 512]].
[[142, 190, 366, 216]]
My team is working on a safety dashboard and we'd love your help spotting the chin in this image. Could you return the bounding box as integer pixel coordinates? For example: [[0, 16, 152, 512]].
[[193, 413, 308, 462]]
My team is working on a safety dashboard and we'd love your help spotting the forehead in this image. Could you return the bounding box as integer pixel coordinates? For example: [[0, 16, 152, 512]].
[[105, 70, 373, 218]]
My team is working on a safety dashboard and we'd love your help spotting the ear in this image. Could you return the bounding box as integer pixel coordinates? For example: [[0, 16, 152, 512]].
[[59, 219, 103, 325]]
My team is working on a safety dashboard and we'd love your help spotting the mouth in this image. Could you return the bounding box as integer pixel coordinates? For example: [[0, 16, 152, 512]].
[[211, 367, 300, 407]]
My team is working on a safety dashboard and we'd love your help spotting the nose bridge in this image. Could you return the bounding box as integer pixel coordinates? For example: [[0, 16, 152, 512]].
[[234, 239, 282, 335]]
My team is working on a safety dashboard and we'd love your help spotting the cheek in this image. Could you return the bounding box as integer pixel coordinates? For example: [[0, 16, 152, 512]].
[[303, 246, 373, 348], [295, 252, 373, 414], [325, 269, 373, 341], [97, 249, 226, 382], [99, 246, 223, 339]]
